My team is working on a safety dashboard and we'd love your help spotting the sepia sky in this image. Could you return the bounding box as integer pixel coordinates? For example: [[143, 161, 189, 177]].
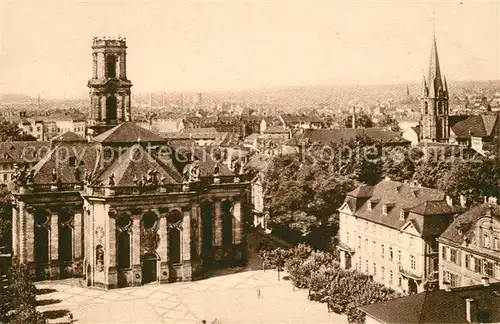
[[0, 0, 499, 99]]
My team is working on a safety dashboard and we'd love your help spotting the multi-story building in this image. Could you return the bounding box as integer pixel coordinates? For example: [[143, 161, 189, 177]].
[[437, 199, 500, 289], [338, 179, 461, 294], [18, 119, 45, 141], [0, 141, 50, 184]]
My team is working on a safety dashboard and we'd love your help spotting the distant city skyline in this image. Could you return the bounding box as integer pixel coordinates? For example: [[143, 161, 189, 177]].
[[0, 1, 499, 99]]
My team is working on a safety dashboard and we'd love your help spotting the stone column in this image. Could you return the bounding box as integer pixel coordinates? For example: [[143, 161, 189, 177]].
[[98, 52, 105, 79], [192, 205, 201, 259], [182, 208, 192, 280], [127, 95, 132, 121], [73, 211, 83, 260], [50, 211, 59, 279], [101, 96, 107, 122], [120, 53, 126, 80], [93, 53, 97, 79], [232, 201, 242, 244], [25, 209, 34, 263], [116, 95, 123, 123], [158, 215, 168, 283], [12, 204, 18, 258], [132, 217, 141, 285], [106, 215, 117, 288], [18, 202, 26, 263], [214, 201, 222, 247], [121, 94, 126, 122]]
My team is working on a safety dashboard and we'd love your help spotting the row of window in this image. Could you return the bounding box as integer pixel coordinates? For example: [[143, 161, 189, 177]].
[[356, 257, 402, 287], [347, 226, 417, 248], [350, 234, 416, 270], [482, 233, 500, 250], [442, 245, 500, 279]]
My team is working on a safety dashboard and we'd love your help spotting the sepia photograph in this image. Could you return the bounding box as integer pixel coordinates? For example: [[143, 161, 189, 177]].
[[0, 0, 499, 323]]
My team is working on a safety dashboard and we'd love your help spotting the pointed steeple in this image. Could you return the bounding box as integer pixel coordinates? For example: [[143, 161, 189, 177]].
[[443, 74, 449, 98], [428, 35, 443, 97], [421, 75, 428, 97], [428, 74, 435, 98]]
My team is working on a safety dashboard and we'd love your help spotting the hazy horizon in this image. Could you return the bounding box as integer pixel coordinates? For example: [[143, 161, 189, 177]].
[[1, 1, 499, 99]]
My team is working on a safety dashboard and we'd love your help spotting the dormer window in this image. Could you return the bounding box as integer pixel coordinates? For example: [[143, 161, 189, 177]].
[[367, 200, 373, 211], [382, 204, 388, 216], [399, 210, 405, 221], [411, 189, 419, 198]]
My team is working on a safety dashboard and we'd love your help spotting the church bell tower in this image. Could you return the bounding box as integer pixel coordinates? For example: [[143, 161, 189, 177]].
[[420, 35, 449, 143], [88, 37, 133, 135]]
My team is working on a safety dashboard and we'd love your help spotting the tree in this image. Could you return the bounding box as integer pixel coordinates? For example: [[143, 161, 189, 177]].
[[1, 262, 45, 324], [382, 146, 421, 182], [0, 120, 37, 141], [436, 156, 500, 205], [344, 113, 374, 128], [376, 114, 401, 133], [10, 304, 47, 324], [0, 184, 12, 250]]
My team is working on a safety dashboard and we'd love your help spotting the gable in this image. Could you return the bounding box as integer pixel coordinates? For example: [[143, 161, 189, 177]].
[[401, 220, 421, 236], [338, 202, 353, 215]]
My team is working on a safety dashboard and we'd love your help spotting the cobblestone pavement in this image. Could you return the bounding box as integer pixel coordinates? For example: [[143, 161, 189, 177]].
[[35, 270, 347, 324]]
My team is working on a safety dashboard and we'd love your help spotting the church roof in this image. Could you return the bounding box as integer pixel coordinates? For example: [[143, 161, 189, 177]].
[[428, 36, 443, 95], [94, 144, 181, 186], [451, 115, 499, 139], [93, 122, 166, 144]]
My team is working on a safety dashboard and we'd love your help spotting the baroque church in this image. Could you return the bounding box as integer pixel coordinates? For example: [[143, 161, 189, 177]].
[[10, 37, 250, 288]]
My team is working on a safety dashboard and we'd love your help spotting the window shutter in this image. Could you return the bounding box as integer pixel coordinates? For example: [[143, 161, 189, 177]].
[[457, 250, 462, 266]]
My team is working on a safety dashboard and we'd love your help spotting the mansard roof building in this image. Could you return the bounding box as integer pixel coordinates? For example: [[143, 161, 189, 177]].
[[338, 179, 462, 295]]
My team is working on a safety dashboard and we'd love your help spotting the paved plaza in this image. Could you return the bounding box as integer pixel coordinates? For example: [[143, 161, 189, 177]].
[[35, 269, 347, 323]]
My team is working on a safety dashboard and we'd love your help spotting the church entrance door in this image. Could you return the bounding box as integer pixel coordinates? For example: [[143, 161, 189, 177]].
[[142, 253, 157, 284]]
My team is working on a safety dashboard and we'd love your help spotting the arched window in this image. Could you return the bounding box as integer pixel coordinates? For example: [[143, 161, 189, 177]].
[[116, 214, 132, 270], [142, 212, 158, 230], [167, 210, 182, 264], [34, 211, 50, 280], [58, 209, 74, 278], [200, 201, 214, 253], [221, 200, 233, 248], [106, 55, 116, 78], [424, 102, 428, 114], [106, 95, 117, 123]]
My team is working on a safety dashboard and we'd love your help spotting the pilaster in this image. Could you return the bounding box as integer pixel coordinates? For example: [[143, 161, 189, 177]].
[[18, 202, 26, 263], [25, 209, 34, 262], [74, 211, 83, 260], [182, 208, 192, 281], [106, 214, 117, 288], [214, 201, 222, 247], [132, 216, 141, 284], [49, 211, 59, 279], [12, 203, 18, 258], [233, 201, 242, 244]]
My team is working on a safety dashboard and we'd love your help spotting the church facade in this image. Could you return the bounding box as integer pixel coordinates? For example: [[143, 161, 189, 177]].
[[10, 38, 250, 289]]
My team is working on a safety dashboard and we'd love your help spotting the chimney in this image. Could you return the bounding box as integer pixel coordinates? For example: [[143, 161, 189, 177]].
[[443, 281, 452, 292], [465, 298, 476, 323], [481, 276, 490, 287], [446, 196, 453, 207], [460, 194, 467, 208]]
